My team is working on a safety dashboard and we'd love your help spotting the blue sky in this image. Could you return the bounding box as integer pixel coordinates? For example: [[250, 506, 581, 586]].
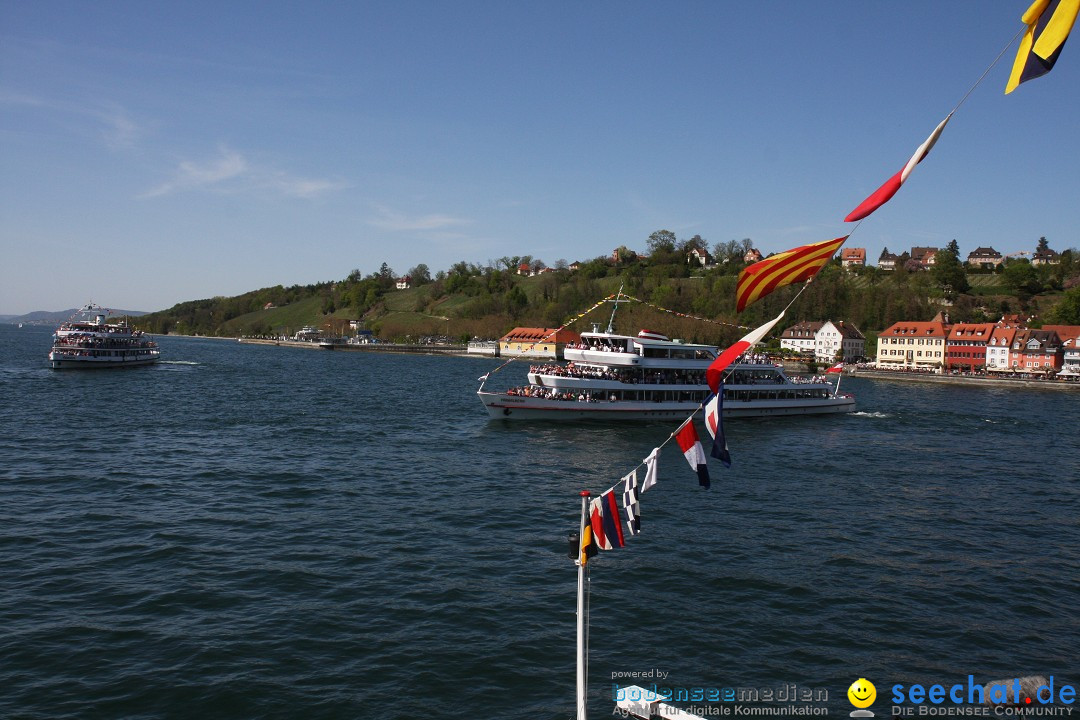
[[1, 1, 1077, 315]]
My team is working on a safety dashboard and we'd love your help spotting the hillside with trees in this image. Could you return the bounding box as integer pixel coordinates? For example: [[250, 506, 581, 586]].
[[135, 232, 1080, 350]]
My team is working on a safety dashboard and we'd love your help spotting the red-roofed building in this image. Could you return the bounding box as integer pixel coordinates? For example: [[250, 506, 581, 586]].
[[499, 327, 581, 360], [395, 276, 412, 290], [840, 248, 866, 268], [945, 323, 996, 372], [875, 320, 951, 370], [1041, 325, 1080, 375], [986, 326, 1018, 373], [1008, 329, 1063, 373]]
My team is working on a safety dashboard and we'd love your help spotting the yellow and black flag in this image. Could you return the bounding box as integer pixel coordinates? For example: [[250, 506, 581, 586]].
[[579, 521, 598, 566], [1006, 0, 1080, 94]]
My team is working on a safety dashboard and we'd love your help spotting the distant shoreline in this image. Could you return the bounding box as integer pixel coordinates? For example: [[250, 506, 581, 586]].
[[164, 334, 1080, 390]]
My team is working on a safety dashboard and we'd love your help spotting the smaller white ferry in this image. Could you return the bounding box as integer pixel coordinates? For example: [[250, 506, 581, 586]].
[[478, 326, 854, 420], [48, 304, 160, 369]]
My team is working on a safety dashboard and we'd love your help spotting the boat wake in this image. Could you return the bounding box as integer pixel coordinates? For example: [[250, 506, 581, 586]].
[[160, 360, 199, 366], [852, 411, 891, 418]]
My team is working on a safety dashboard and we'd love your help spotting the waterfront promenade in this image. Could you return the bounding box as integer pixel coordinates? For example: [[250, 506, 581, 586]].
[[849, 367, 1080, 391]]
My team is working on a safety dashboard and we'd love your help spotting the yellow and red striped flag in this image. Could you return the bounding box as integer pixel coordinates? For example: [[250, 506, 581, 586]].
[[735, 236, 847, 313]]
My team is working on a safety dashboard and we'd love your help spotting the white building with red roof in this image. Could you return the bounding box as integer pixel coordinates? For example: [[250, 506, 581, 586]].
[[985, 326, 1018, 372]]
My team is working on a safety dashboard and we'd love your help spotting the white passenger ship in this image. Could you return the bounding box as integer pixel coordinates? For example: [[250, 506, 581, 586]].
[[48, 304, 160, 369], [478, 326, 854, 420]]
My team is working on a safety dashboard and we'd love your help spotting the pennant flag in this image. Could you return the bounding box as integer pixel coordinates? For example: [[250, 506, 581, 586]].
[[675, 421, 711, 489], [1006, 0, 1080, 93], [735, 237, 847, 312], [704, 391, 732, 468], [641, 447, 660, 492], [589, 498, 612, 550], [600, 489, 626, 548], [706, 311, 786, 393], [579, 517, 598, 565], [826, 362, 844, 374], [844, 113, 952, 223], [621, 470, 640, 536]]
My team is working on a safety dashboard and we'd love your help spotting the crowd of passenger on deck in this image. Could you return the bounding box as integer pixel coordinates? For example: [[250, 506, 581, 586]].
[[529, 363, 707, 386]]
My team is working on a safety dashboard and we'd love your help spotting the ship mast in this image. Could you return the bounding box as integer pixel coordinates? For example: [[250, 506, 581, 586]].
[[606, 285, 624, 334]]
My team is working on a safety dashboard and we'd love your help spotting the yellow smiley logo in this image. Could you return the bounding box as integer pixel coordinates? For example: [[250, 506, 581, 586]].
[[848, 678, 876, 708]]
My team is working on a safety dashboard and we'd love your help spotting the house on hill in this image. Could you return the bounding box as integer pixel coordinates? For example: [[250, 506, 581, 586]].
[[908, 246, 938, 270], [687, 247, 715, 268], [878, 248, 900, 271], [395, 276, 411, 290], [966, 246, 1003, 269], [1032, 246, 1060, 266], [840, 248, 866, 268], [744, 248, 763, 263]]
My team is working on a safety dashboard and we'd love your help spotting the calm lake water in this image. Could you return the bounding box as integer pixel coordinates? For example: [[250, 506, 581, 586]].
[[1, 324, 1077, 719]]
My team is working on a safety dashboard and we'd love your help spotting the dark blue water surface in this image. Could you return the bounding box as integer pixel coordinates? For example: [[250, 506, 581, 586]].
[[1, 324, 1077, 719]]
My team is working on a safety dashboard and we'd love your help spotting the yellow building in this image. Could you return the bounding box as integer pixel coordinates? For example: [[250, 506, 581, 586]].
[[499, 327, 580, 360], [875, 320, 951, 371]]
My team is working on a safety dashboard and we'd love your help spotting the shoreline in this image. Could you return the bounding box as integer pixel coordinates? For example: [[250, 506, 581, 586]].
[[848, 368, 1080, 391], [165, 334, 1080, 390]]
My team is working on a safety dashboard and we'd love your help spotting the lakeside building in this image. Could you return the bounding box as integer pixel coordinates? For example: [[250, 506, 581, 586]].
[[498, 327, 580, 360], [816, 320, 866, 362], [945, 323, 996, 372], [1043, 325, 1080, 375], [967, 246, 1003, 269], [875, 319, 951, 370], [1008, 329, 1063, 373], [986, 326, 1018, 372], [779, 321, 824, 355]]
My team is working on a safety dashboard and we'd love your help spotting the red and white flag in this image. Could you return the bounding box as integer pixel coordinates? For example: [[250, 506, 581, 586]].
[[826, 362, 844, 374], [674, 421, 710, 489], [845, 112, 953, 223], [706, 311, 786, 394]]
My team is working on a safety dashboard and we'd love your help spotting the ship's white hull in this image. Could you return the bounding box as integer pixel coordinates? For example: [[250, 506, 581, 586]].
[[48, 351, 160, 369], [479, 390, 855, 420]]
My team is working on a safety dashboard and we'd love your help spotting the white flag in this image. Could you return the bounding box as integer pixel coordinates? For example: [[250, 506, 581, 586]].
[[641, 447, 660, 492]]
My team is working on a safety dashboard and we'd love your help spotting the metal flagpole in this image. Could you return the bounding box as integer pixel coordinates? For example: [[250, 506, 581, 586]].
[[576, 491, 591, 720]]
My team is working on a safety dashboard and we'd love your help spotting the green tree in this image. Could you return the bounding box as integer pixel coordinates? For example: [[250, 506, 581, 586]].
[[1048, 285, 1080, 324], [931, 245, 969, 294], [646, 230, 677, 254], [408, 263, 431, 285], [1002, 259, 1041, 295]]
